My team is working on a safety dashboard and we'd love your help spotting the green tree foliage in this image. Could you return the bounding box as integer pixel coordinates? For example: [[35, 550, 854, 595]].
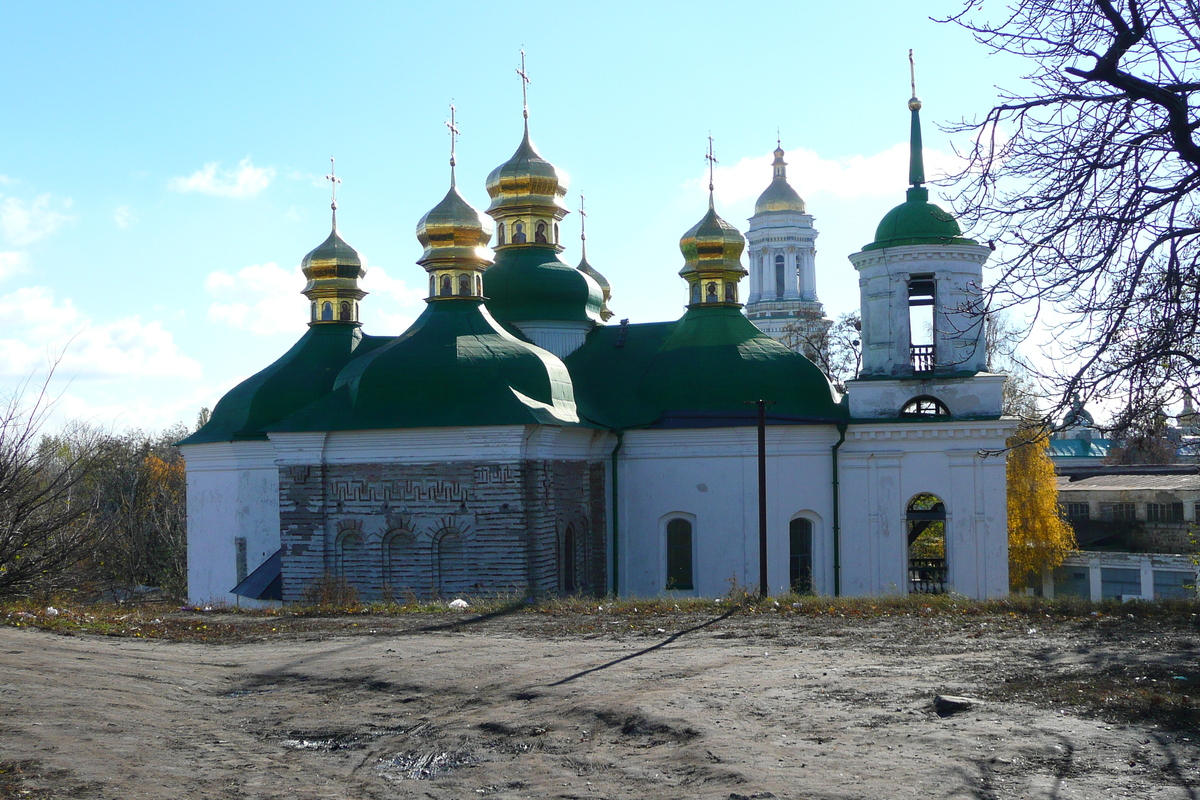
[[1007, 426, 1077, 589]]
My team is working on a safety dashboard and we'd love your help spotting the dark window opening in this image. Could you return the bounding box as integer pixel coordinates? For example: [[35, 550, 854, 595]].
[[562, 525, 576, 593], [1147, 502, 1185, 523], [789, 518, 813, 593], [666, 518, 693, 590], [1064, 502, 1090, 521], [235, 537, 248, 585], [1100, 502, 1136, 522], [775, 254, 786, 298], [900, 395, 950, 418], [497, 222, 506, 245]]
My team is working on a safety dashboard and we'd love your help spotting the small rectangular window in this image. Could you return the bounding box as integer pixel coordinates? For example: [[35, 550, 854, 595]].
[[235, 537, 248, 585], [1065, 502, 1090, 521], [1101, 567, 1141, 599], [1154, 570, 1195, 600], [1100, 503, 1136, 522], [1147, 502, 1184, 522]]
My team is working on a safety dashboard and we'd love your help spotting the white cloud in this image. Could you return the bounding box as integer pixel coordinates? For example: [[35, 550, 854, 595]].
[[0, 286, 200, 380], [0, 252, 26, 280], [360, 264, 425, 306], [695, 143, 968, 206], [113, 205, 137, 228], [0, 194, 75, 245], [169, 157, 275, 198], [206, 261, 308, 335]]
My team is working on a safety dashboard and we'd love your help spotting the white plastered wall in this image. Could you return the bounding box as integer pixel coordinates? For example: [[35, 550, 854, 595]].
[[615, 426, 839, 598], [181, 440, 280, 607], [839, 420, 1014, 599]]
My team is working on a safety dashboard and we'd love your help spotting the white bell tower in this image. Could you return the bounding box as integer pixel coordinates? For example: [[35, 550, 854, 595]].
[[744, 144, 831, 364]]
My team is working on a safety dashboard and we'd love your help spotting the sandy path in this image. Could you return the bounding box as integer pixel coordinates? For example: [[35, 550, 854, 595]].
[[0, 614, 1196, 799]]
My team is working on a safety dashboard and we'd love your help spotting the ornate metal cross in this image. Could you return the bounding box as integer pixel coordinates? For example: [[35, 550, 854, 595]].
[[705, 135, 718, 193], [516, 49, 530, 118], [445, 103, 459, 171], [325, 157, 341, 211]]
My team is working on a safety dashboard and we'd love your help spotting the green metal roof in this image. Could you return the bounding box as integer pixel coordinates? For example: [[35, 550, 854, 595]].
[[483, 245, 603, 324], [267, 298, 581, 432], [566, 305, 846, 429], [1048, 438, 1111, 460], [178, 324, 390, 445]]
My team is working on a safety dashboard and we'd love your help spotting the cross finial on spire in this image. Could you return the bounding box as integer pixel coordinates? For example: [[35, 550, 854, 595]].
[[325, 156, 342, 228], [579, 194, 588, 258], [705, 135, 718, 201], [516, 48, 530, 121], [445, 103, 459, 186], [777, 126, 781, 148], [909, 48, 917, 101]]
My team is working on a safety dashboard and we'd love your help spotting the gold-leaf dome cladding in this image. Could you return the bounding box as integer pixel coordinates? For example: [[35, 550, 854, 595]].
[[416, 184, 494, 267], [679, 201, 747, 276], [485, 127, 570, 216], [754, 146, 806, 215]]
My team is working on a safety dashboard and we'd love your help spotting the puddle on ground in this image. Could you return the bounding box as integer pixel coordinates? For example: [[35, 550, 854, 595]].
[[376, 750, 474, 781]]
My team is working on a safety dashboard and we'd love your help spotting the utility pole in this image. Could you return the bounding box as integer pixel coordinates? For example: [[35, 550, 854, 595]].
[[745, 399, 776, 598]]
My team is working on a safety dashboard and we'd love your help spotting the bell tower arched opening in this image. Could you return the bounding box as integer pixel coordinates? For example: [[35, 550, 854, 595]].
[[906, 493, 946, 593]]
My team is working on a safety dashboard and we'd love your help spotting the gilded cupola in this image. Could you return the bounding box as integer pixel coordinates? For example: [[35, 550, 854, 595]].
[[301, 160, 367, 325], [754, 144, 806, 215], [679, 141, 747, 307], [575, 195, 612, 321], [417, 110, 494, 301], [484, 123, 570, 250]]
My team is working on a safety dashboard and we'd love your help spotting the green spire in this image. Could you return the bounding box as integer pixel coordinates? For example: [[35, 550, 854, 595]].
[[906, 49, 927, 202]]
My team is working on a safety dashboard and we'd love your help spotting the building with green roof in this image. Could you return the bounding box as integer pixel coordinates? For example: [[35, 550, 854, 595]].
[[181, 80, 1014, 607]]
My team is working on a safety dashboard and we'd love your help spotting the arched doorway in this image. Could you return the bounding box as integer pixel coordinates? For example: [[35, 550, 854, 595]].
[[789, 518, 813, 593], [907, 494, 947, 593]]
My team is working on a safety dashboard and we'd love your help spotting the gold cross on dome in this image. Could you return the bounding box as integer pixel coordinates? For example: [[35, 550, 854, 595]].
[[445, 103, 459, 170], [578, 194, 587, 238], [909, 48, 917, 98], [705, 135, 718, 193], [516, 48, 530, 119], [325, 157, 341, 210]]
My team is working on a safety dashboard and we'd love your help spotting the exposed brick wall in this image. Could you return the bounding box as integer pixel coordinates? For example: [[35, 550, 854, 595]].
[[278, 459, 606, 602]]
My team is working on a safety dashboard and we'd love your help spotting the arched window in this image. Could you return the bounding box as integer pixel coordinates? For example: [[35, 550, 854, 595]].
[[459, 274, 471, 295], [691, 283, 701, 304], [535, 220, 548, 243], [310, 302, 317, 322], [900, 395, 951, 418], [724, 282, 736, 303], [775, 254, 786, 298], [789, 518, 813, 593], [321, 301, 333, 321], [513, 222, 526, 244], [339, 301, 351, 320], [440, 275, 453, 296], [429, 275, 436, 296], [705, 282, 718, 303], [336, 531, 368, 593], [553, 222, 559, 243], [476, 275, 482, 296], [497, 222, 506, 246], [666, 518, 693, 590], [383, 530, 417, 598], [435, 530, 469, 596]]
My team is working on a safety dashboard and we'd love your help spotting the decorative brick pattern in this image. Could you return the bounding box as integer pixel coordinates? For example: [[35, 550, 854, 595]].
[[279, 459, 606, 601]]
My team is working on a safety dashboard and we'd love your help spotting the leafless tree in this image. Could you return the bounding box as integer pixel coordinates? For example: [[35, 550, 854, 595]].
[[0, 373, 113, 598], [942, 0, 1200, 430], [782, 310, 862, 389]]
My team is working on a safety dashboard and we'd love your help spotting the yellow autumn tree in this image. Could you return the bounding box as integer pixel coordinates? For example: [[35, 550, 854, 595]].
[[1007, 425, 1077, 590]]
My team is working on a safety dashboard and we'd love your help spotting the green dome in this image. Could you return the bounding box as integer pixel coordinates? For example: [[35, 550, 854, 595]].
[[863, 186, 975, 251], [178, 325, 388, 445], [484, 246, 603, 324], [566, 306, 845, 429], [268, 299, 580, 431]]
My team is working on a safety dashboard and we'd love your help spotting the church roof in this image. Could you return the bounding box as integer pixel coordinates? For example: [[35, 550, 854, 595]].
[[484, 246, 604, 324], [178, 324, 390, 445], [267, 298, 582, 432], [567, 305, 846, 429]]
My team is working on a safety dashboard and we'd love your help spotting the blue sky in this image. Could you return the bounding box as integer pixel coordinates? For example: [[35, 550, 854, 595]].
[[0, 1, 1030, 431]]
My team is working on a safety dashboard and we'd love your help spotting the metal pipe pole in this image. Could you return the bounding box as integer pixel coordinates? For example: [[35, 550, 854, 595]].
[[757, 399, 768, 598]]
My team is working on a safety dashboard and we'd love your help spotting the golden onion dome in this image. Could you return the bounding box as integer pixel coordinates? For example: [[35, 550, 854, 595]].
[[416, 182, 494, 267], [485, 124, 570, 216], [301, 227, 363, 274], [679, 197, 746, 274], [754, 146, 806, 215]]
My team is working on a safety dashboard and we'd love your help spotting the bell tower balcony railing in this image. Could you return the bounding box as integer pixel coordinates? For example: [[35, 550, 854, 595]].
[[911, 344, 935, 374]]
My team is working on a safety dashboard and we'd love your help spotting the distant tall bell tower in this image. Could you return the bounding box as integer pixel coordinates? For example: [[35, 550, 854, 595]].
[[744, 143, 831, 365]]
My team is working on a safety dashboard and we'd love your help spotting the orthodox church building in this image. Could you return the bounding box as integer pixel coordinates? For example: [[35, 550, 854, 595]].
[[180, 89, 1014, 605]]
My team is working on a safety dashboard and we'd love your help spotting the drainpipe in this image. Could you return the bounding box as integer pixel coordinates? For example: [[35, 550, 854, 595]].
[[831, 423, 847, 597], [610, 429, 624, 597]]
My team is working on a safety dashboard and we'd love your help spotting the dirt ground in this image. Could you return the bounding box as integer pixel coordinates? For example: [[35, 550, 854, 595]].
[[1, 606, 1198, 799]]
